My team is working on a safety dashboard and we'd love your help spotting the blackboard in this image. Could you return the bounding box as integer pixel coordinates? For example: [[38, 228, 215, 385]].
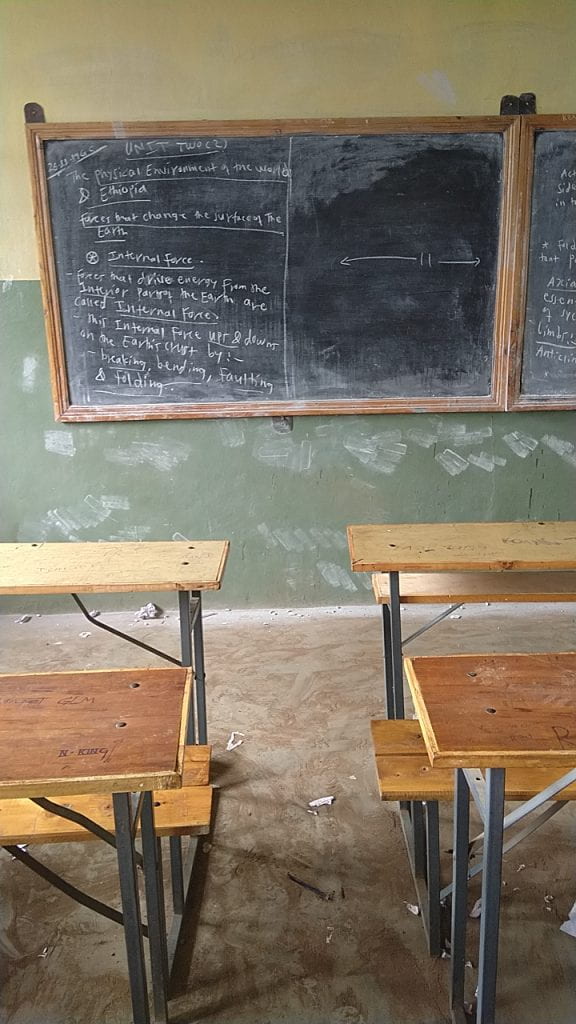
[[27, 118, 517, 420], [511, 118, 576, 409]]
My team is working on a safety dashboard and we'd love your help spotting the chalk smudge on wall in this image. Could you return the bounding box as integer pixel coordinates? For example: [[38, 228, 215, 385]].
[[406, 427, 437, 448], [108, 526, 152, 541], [418, 69, 457, 106], [435, 448, 469, 476], [308, 527, 348, 551], [343, 430, 407, 474], [439, 424, 492, 447], [542, 434, 576, 468], [218, 420, 246, 448], [20, 493, 130, 542], [502, 431, 538, 458], [253, 437, 312, 472], [22, 355, 38, 394], [257, 524, 349, 560], [104, 441, 190, 471], [317, 561, 358, 592], [44, 430, 76, 458], [468, 451, 506, 472], [85, 495, 130, 513]]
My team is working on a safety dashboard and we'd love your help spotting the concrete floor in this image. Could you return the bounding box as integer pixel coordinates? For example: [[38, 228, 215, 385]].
[[1, 601, 576, 1024]]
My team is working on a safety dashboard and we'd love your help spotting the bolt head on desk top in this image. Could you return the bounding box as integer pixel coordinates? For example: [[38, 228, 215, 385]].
[[347, 521, 576, 572], [0, 667, 192, 798], [405, 652, 576, 769], [0, 540, 229, 594]]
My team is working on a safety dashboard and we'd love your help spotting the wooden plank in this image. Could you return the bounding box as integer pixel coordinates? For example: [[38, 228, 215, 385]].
[[375, 755, 454, 800], [374, 756, 576, 801], [371, 570, 576, 604], [349, 521, 576, 573], [0, 541, 229, 595], [405, 651, 576, 768], [0, 785, 213, 845], [0, 668, 191, 797], [371, 719, 576, 800], [370, 718, 427, 755], [182, 745, 211, 787]]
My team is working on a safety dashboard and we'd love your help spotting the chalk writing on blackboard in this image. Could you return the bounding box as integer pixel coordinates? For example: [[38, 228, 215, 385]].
[[521, 131, 576, 397], [27, 119, 517, 417]]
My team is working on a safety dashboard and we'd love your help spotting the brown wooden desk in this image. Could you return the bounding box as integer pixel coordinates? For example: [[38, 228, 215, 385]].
[[0, 666, 191, 1024], [0, 540, 229, 979], [405, 651, 576, 1024]]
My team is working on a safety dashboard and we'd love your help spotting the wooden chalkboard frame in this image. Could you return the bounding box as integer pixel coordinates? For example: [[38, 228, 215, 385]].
[[508, 115, 576, 410], [26, 116, 520, 422]]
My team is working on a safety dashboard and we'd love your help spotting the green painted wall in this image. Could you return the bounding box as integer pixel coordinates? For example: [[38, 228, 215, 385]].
[[1, 2, 575, 609]]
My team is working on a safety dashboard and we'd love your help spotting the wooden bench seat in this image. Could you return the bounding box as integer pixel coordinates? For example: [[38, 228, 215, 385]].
[[371, 570, 576, 605], [0, 745, 213, 845], [371, 720, 576, 801]]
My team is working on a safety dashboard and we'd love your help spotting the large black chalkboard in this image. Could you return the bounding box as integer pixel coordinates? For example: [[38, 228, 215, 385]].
[[27, 119, 515, 419], [517, 126, 576, 406]]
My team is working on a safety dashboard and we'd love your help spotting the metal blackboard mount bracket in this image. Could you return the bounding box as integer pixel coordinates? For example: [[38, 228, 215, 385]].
[[499, 93, 536, 115], [272, 416, 293, 433], [24, 103, 46, 123]]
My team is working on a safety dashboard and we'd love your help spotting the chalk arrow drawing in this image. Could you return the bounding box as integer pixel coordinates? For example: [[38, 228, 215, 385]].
[[340, 255, 418, 266], [340, 254, 480, 268], [437, 257, 481, 267]]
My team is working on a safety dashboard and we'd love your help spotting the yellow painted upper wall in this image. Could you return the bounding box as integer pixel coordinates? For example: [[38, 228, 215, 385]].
[[2, 0, 576, 279]]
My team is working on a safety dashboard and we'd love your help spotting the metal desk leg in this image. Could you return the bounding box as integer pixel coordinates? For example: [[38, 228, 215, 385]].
[[476, 768, 505, 1024], [425, 800, 442, 958], [141, 792, 169, 1024], [192, 591, 208, 744], [381, 604, 395, 718], [451, 769, 470, 1024], [172, 590, 195, 918], [113, 792, 150, 1024], [178, 590, 196, 744], [388, 571, 404, 719]]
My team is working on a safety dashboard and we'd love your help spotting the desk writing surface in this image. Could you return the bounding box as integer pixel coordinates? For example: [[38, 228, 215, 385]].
[[405, 651, 576, 769], [0, 540, 229, 595], [0, 667, 191, 797], [347, 521, 576, 573]]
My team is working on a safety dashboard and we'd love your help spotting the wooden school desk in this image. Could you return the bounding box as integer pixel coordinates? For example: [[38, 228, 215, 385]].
[[405, 651, 576, 1024], [0, 665, 192, 1024], [347, 521, 576, 952], [0, 540, 229, 743], [0, 540, 229, 973], [348, 521, 576, 720]]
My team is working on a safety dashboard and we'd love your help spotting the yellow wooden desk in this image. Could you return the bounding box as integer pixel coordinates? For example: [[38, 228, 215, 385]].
[[348, 521, 576, 719], [348, 521, 576, 958], [348, 521, 576, 573], [0, 665, 191, 1024], [405, 651, 576, 1024], [0, 540, 229, 743]]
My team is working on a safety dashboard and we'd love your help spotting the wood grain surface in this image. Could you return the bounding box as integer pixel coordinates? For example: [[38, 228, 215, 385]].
[[371, 570, 576, 604], [0, 540, 229, 594], [0, 784, 213, 844], [0, 667, 191, 796], [371, 719, 576, 799], [349, 521, 576, 573], [405, 651, 576, 767]]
